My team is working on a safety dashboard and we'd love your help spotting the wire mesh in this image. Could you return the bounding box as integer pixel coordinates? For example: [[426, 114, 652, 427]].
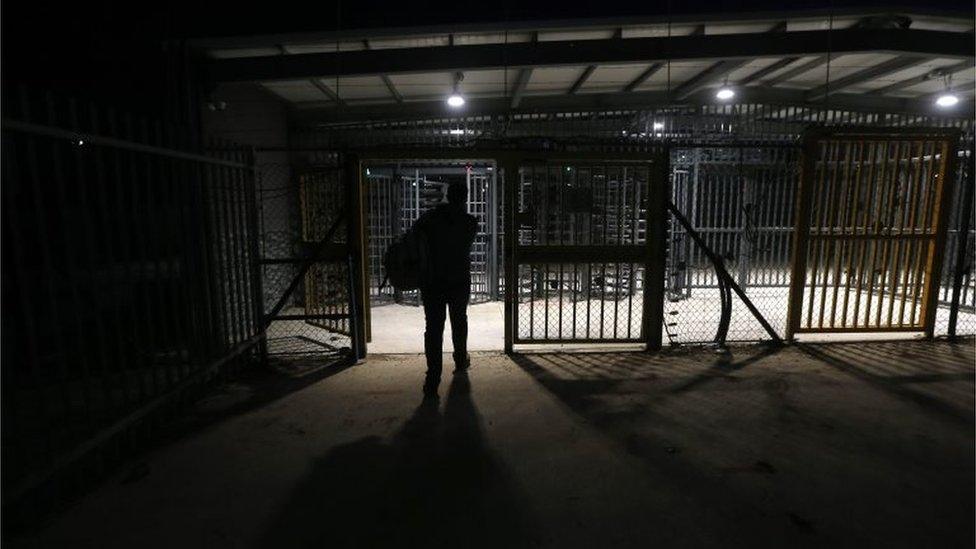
[[666, 146, 799, 344], [257, 160, 352, 357]]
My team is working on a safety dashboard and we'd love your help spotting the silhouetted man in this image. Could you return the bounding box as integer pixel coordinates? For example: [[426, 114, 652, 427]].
[[413, 181, 478, 396]]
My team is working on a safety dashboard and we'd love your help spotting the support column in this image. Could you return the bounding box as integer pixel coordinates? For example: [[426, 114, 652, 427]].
[[644, 151, 668, 351]]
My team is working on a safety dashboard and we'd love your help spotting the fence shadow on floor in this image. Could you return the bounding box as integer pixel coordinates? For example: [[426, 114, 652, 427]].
[[510, 346, 784, 425], [797, 339, 975, 427], [507, 343, 975, 547], [257, 370, 537, 548]]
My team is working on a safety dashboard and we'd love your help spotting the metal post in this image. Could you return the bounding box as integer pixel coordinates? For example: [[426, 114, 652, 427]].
[[923, 134, 961, 339], [786, 133, 820, 341], [489, 165, 500, 300], [502, 159, 518, 354], [947, 143, 974, 338], [245, 148, 268, 365], [738, 149, 753, 290], [347, 154, 368, 358], [644, 151, 668, 351]]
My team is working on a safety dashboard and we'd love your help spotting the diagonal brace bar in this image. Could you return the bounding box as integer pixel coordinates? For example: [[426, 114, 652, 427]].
[[668, 201, 783, 343], [263, 213, 347, 329]]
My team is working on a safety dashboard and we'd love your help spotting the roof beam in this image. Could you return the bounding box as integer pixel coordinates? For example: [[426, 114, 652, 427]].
[[209, 28, 974, 83], [292, 86, 972, 126], [870, 59, 975, 95], [190, 7, 970, 50], [568, 65, 597, 94], [363, 39, 403, 103], [671, 22, 788, 100], [511, 68, 533, 108], [763, 54, 831, 86], [310, 78, 345, 106], [671, 60, 743, 99], [280, 45, 347, 106], [566, 28, 625, 95], [623, 63, 665, 92], [805, 55, 928, 101], [736, 56, 800, 86]]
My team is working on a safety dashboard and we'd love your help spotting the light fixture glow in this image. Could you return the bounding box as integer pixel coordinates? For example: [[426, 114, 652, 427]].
[[652, 122, 665, 130], [449, 128, 465, 135], [716, 87, 735, 101], [447, 94, 465, 107], [935, 93, 959, 108]]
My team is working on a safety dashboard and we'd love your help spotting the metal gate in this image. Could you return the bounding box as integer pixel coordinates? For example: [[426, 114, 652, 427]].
[[510, 154, 667, 347], [786, 129, 960, 339]]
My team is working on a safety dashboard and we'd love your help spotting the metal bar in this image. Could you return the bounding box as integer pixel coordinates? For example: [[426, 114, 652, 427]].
[[504, 160, 517, 353], [922, 136, 961, 337], [90, 106, 141, 402], [511, 68, 533, 109], [818, 140, 845, 328], [874, 140, 903, 327], [347, 155, 368, 358], [3, 117, 56, 462], [75, 105, 121, 412], [210, 28, 974, 82], [46, 97, 96, 429], [806, 56, 927, 101], [141, 119, 178, 388], [513, 337, 645, 344], [737, 56, 799, 86], [268, 313, 352, 321], [907, 141, 936, 325], [871, 60, 974, 95], [828, 141, 855, 327], [896, 140, 925, 325], [786, 132, 819, 340], [669, 201, 782, 342], [863, 140, 890, 326], [792, 325, 927, 334], [645, 155, 667, 350], [1, 119, 249, 169], [808, 140, 834, 328], [265, 213, 347, 328], [885, 141, 913, 326], [569, 65, 597, 94], [948, 144, 975, 337], [844, 141, 878, 328]]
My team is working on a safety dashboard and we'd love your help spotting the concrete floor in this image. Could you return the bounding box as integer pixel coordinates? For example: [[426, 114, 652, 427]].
[[12, 340, 974, 548], [369, 302, 504, 353]]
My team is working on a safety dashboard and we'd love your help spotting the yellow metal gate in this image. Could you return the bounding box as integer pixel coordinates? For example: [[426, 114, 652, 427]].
[[787, 128, 960, 339]]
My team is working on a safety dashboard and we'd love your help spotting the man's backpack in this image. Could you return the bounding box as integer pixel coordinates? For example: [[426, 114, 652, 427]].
[[383, 228, 429, 292]]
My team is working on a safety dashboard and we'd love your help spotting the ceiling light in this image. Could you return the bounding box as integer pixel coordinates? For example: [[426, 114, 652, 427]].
[[447, 94, 465, 108], [936, 93, 959, 108], [652, 122, 665, 130], [716, 87, 735, 101]]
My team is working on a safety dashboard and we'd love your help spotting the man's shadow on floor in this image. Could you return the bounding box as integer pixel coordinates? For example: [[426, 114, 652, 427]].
[[259, 370, 536, 548]]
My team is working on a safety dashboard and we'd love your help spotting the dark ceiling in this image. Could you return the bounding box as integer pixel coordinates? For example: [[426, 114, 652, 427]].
[[2, 0, 973, 116]]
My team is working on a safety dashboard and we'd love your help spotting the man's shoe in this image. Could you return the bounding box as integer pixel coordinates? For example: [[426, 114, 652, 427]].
[[454, 353, 470, 370], [423, 370, 441, 397]]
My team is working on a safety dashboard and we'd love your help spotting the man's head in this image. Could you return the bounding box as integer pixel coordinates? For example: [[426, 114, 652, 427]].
[[447, 181, 467, 206]]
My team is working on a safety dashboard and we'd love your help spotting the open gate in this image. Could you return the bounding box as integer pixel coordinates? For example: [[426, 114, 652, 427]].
[[786, 128, 960, 339]]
